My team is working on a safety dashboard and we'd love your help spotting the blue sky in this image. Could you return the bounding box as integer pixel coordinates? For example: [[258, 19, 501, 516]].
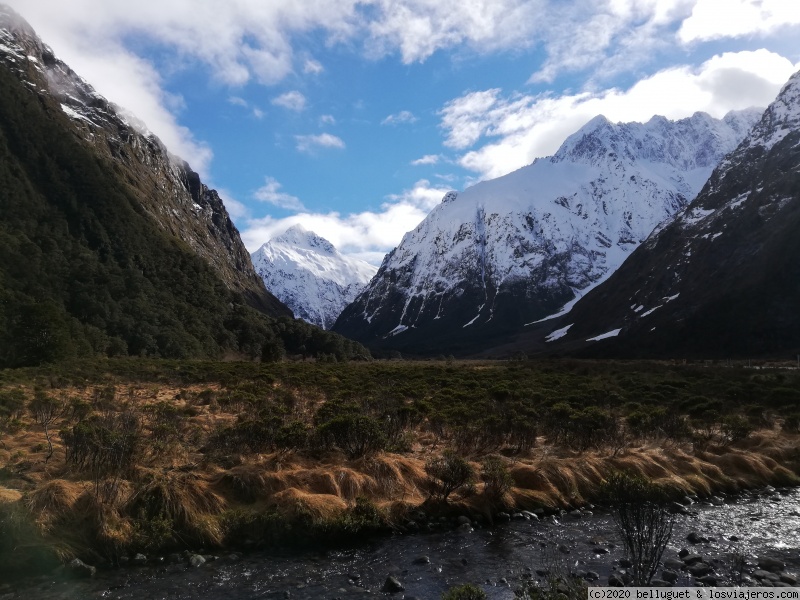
[[8, 0, 800, 265]]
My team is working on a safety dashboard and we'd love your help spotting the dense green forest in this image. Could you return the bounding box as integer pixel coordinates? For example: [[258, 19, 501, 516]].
[[0, 65, 368, 367]]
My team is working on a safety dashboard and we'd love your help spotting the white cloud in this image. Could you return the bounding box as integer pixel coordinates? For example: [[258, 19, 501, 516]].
[[381, 110, 418, 125], [253, 177, 306, 211], [319, 114, 336, 126], [252, 107, 265, 119], [240, 179, 448, 263], [679, 0, 800, 43], [411, 154, 441, 165], [294, 133, 346, 153], [271, 90, 307, 112], [303, 57, 324, 74], [228, 96, 248, 107], [442, 49, 797, 180]]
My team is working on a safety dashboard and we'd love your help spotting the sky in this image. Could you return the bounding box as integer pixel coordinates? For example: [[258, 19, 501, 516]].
[[7, 0, 800, 265]]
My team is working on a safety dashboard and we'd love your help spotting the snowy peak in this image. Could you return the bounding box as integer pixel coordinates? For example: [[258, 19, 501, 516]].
[[549, 69, 800, 358], [252, 228, 376, 329], [333, 109, 761, 353], [553, 110, 761, 170], [273, 224, 337, 255], [728, 69, 800, 156]]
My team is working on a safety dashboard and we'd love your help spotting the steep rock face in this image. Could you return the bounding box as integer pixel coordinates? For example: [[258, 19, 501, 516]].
[[252, 226, 376, 329], [334, 109, 760, 353], [550, 70, 800, 358], [0, 5, 286, 315]]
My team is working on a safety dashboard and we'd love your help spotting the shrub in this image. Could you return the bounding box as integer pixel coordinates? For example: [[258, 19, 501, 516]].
[[720, 414, 754, 443], [425, 450, 475, 501], [318, 415, 387, 459], [783, 413, 800, 433], [60, 411, 141, 486], [442, 583, 487, 600], [600, 472, 674, 586], [480, 455, 513, 503], [0, 389, 25, 427]]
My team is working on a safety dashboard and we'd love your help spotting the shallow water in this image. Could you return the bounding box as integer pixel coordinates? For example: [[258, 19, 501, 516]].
[[7, 488, 799, 600]]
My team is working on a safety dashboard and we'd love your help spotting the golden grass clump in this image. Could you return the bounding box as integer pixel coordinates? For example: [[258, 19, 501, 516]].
[[127, 471, 226, 545], [0, 487, 22, 504], [26, 479, 85, 527], [270, 487, 348, 522]]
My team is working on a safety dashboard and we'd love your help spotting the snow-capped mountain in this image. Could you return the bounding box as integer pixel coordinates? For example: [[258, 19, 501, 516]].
[[252, 226, 376, 329], [333, 109, 761, 353], [546, 69, 800, 358]]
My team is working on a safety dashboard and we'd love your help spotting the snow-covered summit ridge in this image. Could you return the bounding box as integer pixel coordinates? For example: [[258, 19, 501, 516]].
[[719, 69, 800, 164], [334, 108, 762, 344], [553, 109, 763, 169], [252, 228, 376, 329]]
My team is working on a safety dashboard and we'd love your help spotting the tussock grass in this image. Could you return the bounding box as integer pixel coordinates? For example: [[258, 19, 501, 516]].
[[1, 358, 799, 578]]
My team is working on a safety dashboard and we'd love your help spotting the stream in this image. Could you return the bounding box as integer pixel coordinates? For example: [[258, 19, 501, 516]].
[[4, 487, 798, 600]]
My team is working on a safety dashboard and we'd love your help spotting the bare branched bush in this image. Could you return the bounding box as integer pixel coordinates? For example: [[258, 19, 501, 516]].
[[600, 472, 674, 586]]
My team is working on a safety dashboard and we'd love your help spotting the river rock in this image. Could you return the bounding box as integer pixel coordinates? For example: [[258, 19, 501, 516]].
[[584, 571, 600, 582], [678, 548, 690, 558], [67, 558, 96, 578], [512, 512, 527, 520], [780, 574, 798, 585], [687, 532, 709, 544], [521, 511, 539, 520], [568, 510, 582, 518], [661, 569, 679, 583], [608, 574, 624, 586], [533, 508, 545, 516], [682, 554, 704, 565], [758, 557, 785, 572], [709, 496, 725, 506], [689, 563, 713, 577], [593, 547, 609, 555], [753, 569, 778, 581], [189, 554, 206, 568], [496, 512, 511, 522], [697, 575, 718, 586], [412, 556, 430, 565], [381, 576, 404, 593], [558, 544, 570, 554], [664, 559, 685, 571], [457, 523, 473, 533], [671, 502, 690, 515], [457, 515, 471, 525], [133, 553, 147, 565]]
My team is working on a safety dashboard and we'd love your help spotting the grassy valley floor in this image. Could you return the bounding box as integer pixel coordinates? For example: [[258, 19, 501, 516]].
[[0, 358, 798, 579]]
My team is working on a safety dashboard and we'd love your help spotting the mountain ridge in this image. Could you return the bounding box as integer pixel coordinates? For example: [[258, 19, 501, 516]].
[[0, 5, 371, 365], [333, 108, 761, 354], [0, 3, 284, 314], [539, 69, 800, 358]]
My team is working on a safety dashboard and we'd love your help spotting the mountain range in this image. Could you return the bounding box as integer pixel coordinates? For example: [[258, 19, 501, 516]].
[[251, 225, 375, 330], [3, 1, 797, 363], [333, 108, 761, 354], [537, 68, 800, 359]]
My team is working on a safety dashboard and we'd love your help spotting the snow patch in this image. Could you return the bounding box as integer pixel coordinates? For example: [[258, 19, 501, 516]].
[[640, 305, 662, 317], [586, 328, 622, 342], [545, 323, 573, 342], [387, 324, 408, 337]]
